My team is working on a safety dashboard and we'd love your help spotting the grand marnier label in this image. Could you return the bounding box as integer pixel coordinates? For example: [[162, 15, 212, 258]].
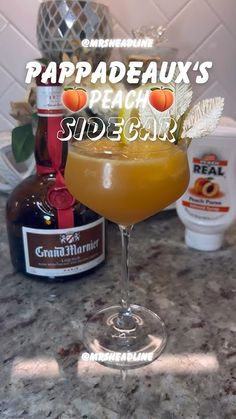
[[22, 218, 105, 277]]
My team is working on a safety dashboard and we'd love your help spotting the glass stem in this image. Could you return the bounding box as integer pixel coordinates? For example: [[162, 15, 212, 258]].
[[117, 225, 134, 330]]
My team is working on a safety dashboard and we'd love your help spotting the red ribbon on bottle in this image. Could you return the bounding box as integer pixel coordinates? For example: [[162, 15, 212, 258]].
[[36, 116, 75, 229]]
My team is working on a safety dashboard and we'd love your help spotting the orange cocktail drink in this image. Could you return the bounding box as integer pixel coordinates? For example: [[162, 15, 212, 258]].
[[65, 138, 189, 226]]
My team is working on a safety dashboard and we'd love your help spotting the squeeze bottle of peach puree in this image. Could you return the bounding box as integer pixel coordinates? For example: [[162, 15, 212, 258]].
[[176, 118, 236, 251]]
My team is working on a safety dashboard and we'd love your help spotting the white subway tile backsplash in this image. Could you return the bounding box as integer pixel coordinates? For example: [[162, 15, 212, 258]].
[[167, 0, 219, 59], [101, 0, 167, 26], [103, 0, 167, 36], [153, 0, 190, 20], [0, 24, 39, 85], [0, 13, 7, 32], [0, 0, 39, 46], [0, 114, 14, 130], [207, 0, 236, 38], [189, 25, 236, 104], [0, 65, 13, 96], [0, 81, 26, 123]]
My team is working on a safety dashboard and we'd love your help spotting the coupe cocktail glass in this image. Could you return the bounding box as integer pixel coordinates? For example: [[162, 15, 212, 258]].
[[65, 138, 189, 368]]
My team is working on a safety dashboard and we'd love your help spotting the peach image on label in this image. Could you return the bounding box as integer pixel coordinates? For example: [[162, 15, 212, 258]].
[[192, 177, 221, 198]]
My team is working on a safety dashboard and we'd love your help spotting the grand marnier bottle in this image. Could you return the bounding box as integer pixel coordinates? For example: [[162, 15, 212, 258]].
[[6, 75, 105, 280]]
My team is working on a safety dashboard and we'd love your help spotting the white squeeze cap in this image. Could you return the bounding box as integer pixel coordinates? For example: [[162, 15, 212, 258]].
[[185, 229, 224, 251]]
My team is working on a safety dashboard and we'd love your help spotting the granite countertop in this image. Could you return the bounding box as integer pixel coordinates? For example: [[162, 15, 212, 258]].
[[0, 193, 236, 419]]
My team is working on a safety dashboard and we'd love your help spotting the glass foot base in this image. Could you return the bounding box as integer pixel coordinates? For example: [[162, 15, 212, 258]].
[[83, 304, 167, 369]]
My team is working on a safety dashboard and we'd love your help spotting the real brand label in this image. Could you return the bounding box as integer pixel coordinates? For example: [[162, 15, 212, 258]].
[[182, 151, 230, 219], [22, 218, 105, 277], [37, 85, 64, 116]]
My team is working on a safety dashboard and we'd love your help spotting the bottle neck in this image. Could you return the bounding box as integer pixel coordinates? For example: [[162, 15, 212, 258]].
[[35, 116, 67, 174], [34, 72, 76, 230], [35, 83, 66, 174]]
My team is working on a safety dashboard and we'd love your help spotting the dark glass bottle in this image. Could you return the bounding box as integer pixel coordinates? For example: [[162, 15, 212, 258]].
[[6, 73, 105, 281]]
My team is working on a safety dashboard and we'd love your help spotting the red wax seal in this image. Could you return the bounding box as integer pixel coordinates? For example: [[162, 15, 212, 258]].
[[47, 187, 75, 210]]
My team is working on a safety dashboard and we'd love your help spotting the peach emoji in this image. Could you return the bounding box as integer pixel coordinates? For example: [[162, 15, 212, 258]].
[[149, 87, 174, 112], [62, 87, 88, 112]]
